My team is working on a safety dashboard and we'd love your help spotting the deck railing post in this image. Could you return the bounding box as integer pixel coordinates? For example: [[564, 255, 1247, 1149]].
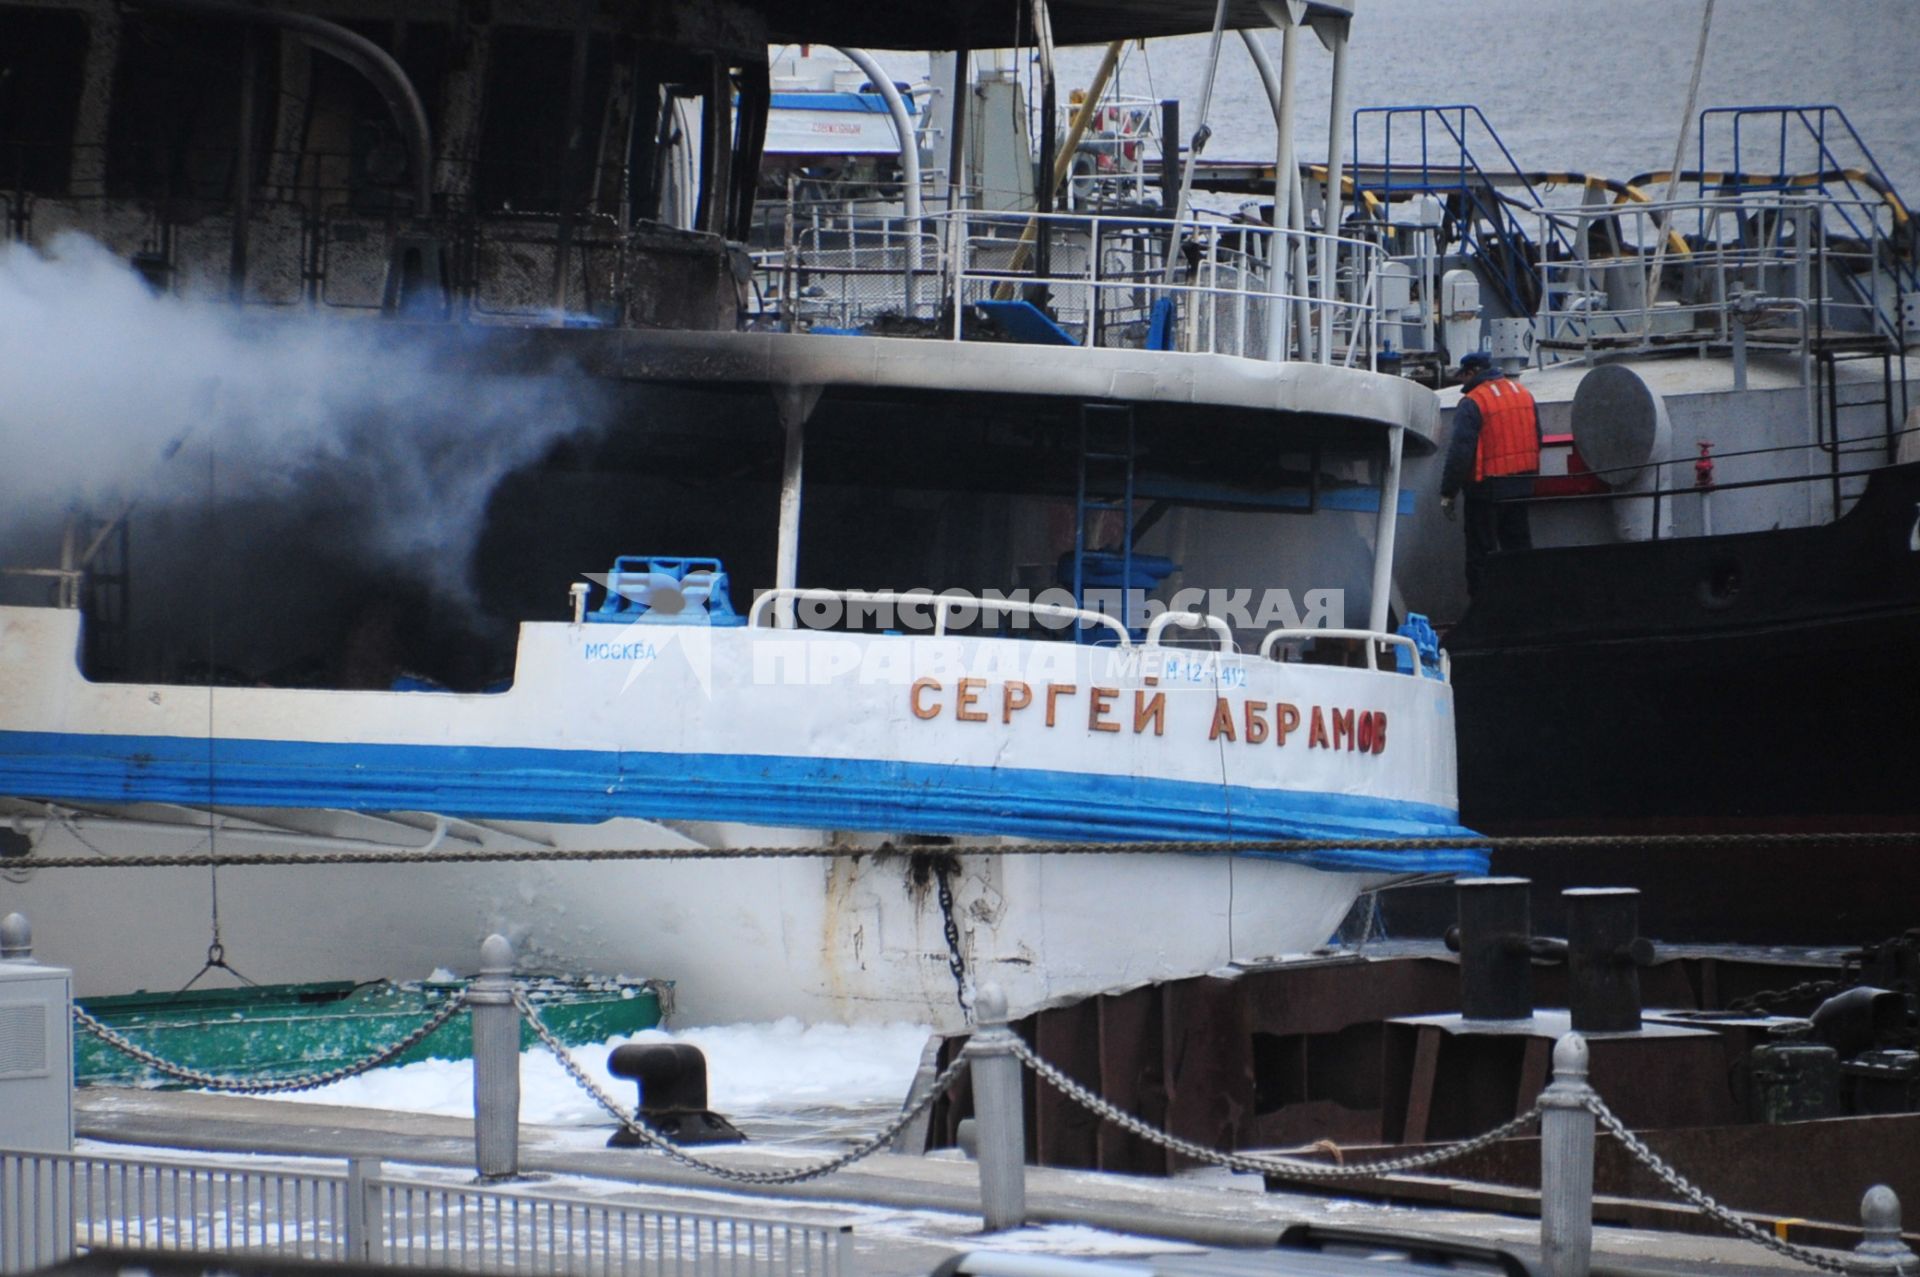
[[1539, 1032, 1596, 1277], [344, 1156, 384, 1265], [967, 983, 1027, 1232], [470, 934, 521, 1180]]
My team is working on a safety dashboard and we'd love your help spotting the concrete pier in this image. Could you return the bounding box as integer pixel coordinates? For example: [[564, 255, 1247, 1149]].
[[73, 1087, 1839, 1276]]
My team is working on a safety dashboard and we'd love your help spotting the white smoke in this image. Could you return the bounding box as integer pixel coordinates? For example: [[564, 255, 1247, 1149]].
[[0, 233, 606, 593]]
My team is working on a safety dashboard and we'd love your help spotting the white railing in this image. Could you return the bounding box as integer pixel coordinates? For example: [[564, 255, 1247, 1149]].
[[370, 1175, 847, 1276], [942, 209, 1382, 367], [1260, 627, 1441, 680], [746, 587, 1133, 645], [0, 1148, 850, 1277], [1536, 192, 1911, 361], [1143, 610, 1237, 652], [753, 203, 1385, 366], [742, 589, 1441, 681]]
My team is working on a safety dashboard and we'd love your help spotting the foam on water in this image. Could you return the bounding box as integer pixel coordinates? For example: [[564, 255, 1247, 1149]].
[[244, 1018, 935, 1142]]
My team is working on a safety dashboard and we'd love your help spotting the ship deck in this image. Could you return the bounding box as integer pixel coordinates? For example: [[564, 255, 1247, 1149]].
[[415, 324, 1444, 454]]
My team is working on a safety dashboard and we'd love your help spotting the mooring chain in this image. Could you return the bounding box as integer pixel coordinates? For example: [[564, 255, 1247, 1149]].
[[933, 859, 972, 1020], [1725, 978, 1847, 1015], [71, 993, 469, 1095], [514, 989, 971, 1186], [1584, 1093, 1850, 1273], [1007, 1036, 1542, 1179], [13, 829, 1920, 871]]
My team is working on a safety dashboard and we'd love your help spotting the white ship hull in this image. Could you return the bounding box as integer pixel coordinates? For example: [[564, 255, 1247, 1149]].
[[0, 605, 1481, 1028]]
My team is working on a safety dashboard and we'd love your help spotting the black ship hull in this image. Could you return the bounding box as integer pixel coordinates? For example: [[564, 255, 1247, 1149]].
[[1441, 460, 1920, 944]]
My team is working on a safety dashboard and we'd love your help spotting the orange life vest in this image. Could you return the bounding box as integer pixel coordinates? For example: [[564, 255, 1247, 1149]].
[[1466, 376, 1540, 482]]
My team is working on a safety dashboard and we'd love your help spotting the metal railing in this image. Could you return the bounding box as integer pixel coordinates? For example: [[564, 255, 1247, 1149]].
[[1535, 192, 1910, 360], [1259, 626, 1439, 679], [3, 1148, 350, 1271], [1143, 610, 1236, 652], [1700, 105, 1916, 284], [746, 587, 1132, 644], [742, 587, 1438, 679], [753, 203, 1384, 366], [370, 1173, 849, 1275], [945, 208, 1381, 366], [0, 1148, 850, 1277]]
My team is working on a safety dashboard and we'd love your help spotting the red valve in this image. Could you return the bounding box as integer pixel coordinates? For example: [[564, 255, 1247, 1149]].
[[1694, 440, 1716, 491]]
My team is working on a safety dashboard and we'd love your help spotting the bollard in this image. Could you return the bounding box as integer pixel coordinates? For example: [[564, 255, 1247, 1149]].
[[469, 934, 521, 1180], [605, 1043, 744, 1146], [966, 983, 1027, 1232], [1455, 877, 1536, 1021], [1539, 1032, 1596, 1277], [1564, 888, 1654, 1033], [1850, 1186, 1919, 1276]]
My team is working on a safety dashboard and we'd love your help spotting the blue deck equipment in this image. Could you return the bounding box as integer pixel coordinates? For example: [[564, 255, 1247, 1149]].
[[588, 556, 745, 626], [1394, 613, 1446, 680], [971, 299, 1078, 346]]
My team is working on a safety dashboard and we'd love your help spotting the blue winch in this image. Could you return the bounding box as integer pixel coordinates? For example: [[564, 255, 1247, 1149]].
[[586, 556, 745, 626]]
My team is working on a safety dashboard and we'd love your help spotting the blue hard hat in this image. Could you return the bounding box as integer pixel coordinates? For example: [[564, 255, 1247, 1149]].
[[1458, 351, 1492, 373]]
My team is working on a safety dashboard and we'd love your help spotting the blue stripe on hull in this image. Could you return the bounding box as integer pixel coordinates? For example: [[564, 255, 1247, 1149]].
[[0, 730, 1488, 874]]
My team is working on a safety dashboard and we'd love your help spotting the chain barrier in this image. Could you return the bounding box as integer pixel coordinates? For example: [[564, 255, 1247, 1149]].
[[72, 993, 469, 1095], [1006, 1036, 1541, 1179], [1013, 1034, 1863, 1272], [1584, 1092, 1850, 1273], [14, 829, 1920, 870], [514, 988, 971, 1186], [62, 963, 1879, 1274]]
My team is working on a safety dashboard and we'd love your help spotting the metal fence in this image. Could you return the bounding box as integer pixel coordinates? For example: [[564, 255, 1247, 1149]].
[[1535, 192, 1912, 361], [752, 202, 1383, 367], [0, 1148, 851, 1277]]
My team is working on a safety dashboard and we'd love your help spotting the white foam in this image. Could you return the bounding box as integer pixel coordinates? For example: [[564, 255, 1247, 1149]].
[[246, 1018, 933, 1129]]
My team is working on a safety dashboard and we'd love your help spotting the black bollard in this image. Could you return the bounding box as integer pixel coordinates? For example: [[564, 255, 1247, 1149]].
[[1565, 888, 1655, 1033], [1455, 877, 1536, 1021], [605, 1043, 746, 1147]]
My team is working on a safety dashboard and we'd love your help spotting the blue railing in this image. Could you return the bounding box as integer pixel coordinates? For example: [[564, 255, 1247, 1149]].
[[1700, 105, 1917, 296], [1350, 105, 1577, 317]]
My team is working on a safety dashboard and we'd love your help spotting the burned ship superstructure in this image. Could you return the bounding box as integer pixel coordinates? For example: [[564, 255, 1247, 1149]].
[[0, 0, 1492, 1025]]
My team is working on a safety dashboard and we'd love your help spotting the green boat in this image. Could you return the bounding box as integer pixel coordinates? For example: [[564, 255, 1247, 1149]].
[[77, 974, 670, 1088]]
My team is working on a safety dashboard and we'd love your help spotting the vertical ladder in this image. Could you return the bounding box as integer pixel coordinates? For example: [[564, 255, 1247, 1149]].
[[1072, 402, 1137, 642], [1819, 346, 1912, 515]]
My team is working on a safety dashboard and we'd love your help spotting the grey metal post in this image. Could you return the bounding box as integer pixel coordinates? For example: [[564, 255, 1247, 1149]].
[[1850, 1186, 1919, 1276], [967, 983, 1027, 1232], [1539, 1032, 1595, 1277], [1367, 424, 1404, 633], [0, 912, 30, 959], [1316, 12, 1351, 366], [772, 384, 820, 629], [470, 934, 521, 1180], [344, 1156, 384, 1265]]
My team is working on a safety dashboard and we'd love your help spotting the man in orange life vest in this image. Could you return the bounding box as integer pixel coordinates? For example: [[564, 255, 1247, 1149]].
[[1440, 350, 1540, 592]]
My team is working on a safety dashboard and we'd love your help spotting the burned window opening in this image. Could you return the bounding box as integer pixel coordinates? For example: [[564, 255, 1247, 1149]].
[[474, 26, 613, 215], [0, 5, 90, 196], [295, 18, 451, 215], [105, 12, 280, 205]]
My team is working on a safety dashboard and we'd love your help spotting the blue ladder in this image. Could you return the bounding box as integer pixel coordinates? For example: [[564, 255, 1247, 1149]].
[[1071, 403, 1138, 643]]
